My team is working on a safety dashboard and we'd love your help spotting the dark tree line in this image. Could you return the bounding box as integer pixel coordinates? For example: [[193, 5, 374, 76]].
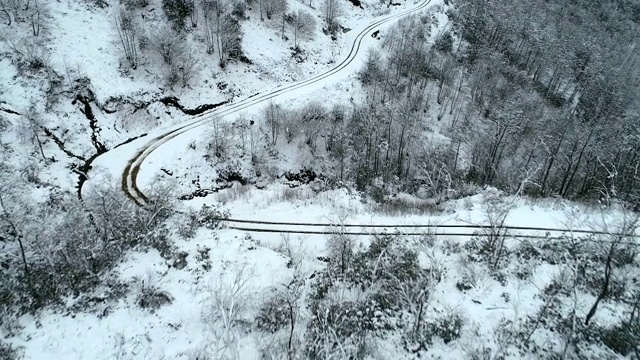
[[446, 0, 640, 204]]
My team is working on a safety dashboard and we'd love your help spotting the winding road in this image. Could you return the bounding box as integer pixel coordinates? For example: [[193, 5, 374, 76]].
[[98, 0, 639, 241], [122, 0, 434, 207]]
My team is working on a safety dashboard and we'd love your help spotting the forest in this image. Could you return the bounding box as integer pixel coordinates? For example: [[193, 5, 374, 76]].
[[244, 0, 640, 208]]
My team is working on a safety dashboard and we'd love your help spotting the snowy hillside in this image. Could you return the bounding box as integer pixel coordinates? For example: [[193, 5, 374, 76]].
[[1, 0, 640, 359]]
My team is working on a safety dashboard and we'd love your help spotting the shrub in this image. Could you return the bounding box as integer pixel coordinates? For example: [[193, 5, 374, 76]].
[[601, 321, 640, 356], [9, 39, 51, 75], [195, 245, 212, 264], [405, 308, 465, 353], [176, 209, 200, 239], [308, 269, 335, 301], [197, 204, 230, 230], [121, 0, 149, 8], [435, 31, 454, 53], [146, 226, 173, 257], [255, 294, 289, 333], [133, 274, 173, 312], [0, 341, 22, 360], [162, 0, 194, 29], [424, 309, 465, 344], [306, 298, 386, 359]]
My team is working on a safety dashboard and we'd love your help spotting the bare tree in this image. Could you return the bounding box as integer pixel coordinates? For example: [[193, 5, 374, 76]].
[[178, 50, 199, 87], [203, 264, 253, 359], [201, 0, 226, 55], [0, 173, 30, 282], [416, 146, 453, 204], [263, 0, 286, 21], [322, 0, 341, 34], [265, 236, 305, 359], [325, 210, 354, 274], [292, 9, 315, 47], [29, 0, 49, 36], [114, 6, 140, 69], [216, 14, 242, 65], [22, 106, 47, 161], [585, 213, 639, 325], [479, 194, 513, 269], [200, 0, 242, 65], [278, 0, 289, 39], [263, 101, 282, 146], [152, 25, 184, 65], [207, 116, 232, 159]]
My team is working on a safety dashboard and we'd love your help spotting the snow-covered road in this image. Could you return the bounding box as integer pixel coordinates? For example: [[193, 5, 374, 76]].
[[83, 0, 434, 204]]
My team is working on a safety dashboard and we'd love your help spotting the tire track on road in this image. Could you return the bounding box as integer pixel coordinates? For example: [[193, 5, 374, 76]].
[[117, 0, 639, 243], [122, 0, 433, 206]]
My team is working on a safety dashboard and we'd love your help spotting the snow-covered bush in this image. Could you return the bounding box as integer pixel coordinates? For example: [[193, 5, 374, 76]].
[[600, 321, 640, 357], [197, 204, 230, 230], [133, 272, 173, 312], [0, 180, 176, 315], [7, 38, 51, 75], [424, 308, 465, 344], [162, 0, 194, 30], [176, 208, 200, 239], [255, 292, 289, 333], [306, 298, 381, 359], [0, 341, 22, 360], [145, 226, 174, 258]]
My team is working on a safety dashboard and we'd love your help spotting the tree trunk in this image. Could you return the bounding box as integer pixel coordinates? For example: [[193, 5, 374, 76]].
[[561, 128, 595, 198], [31, 124, 46, 161], [0, 194, 29, 279], [585, 242, 614, 325], [287, 301, 295, 359], [541, 126, 567, 195]]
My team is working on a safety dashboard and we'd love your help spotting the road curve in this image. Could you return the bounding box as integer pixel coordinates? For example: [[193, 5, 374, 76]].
[[116, 0, 639, 242], [122, 0, 433, 206]]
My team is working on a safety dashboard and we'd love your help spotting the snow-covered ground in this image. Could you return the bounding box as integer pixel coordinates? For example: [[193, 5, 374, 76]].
[[7, 186, 637, 359], [1, 0, 423, 195], [2, 0, 639, 359]]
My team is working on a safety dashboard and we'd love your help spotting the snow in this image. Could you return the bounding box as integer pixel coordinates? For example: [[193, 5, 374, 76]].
[[2, 0, 638, 359], [9, 182, 637, 358], [84, 0, 434, 197], [11, 228, 292, 359]]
